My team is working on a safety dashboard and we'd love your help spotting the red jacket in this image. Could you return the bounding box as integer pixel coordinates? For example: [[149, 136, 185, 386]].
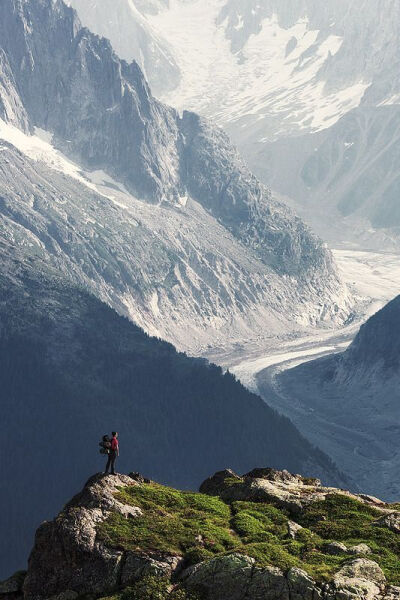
[[111, 437, 119, 452]]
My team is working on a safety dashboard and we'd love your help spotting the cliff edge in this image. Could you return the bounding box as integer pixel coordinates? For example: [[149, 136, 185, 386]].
[[3, 468, 400, 600]]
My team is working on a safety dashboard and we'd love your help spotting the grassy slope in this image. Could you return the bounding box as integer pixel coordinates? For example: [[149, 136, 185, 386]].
[[98, 481, 400, 587]]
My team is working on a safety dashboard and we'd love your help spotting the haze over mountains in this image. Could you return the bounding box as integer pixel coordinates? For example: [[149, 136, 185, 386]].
[[0, 0, 350, 354], [72, 0, 400, 250], [258, 297, 400, 502]]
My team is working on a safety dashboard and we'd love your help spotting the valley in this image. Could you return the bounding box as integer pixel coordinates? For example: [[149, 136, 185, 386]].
[[228, 248, 400, 499]]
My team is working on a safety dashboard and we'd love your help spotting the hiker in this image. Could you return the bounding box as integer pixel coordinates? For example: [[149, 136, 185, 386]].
[[105, 431, 119, 475]]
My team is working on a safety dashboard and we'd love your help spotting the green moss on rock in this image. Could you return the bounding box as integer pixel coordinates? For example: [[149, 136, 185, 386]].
[[97, 482, 400, 585]]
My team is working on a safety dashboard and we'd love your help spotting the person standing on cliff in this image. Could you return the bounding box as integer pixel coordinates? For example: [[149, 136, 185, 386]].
[[105, 431, 119, 475]]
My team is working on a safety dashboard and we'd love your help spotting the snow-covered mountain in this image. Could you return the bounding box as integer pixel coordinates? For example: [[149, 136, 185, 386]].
[[0, 0, 350, 354], [269, 296, 400, 501], [72, 0, 400, 250]]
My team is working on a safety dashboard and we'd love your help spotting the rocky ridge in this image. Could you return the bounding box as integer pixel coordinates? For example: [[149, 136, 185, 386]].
[[0, 0, 351, 355], [6, 468, 400, 600], [82, 0, 400, 251]]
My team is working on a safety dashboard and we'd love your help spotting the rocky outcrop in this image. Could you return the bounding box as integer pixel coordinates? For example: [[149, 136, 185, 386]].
[[373, 513, 400, 535], [198, 468, 366, 515], [333, 559, 386, 600], [23, 474, 181, 600], [182, 554, 289, 600], [183, 555, 395, 600], [18, 468, 400, 600]]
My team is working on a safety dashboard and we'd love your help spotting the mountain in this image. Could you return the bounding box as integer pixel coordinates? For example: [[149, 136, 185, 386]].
[[65, 0, 180, 96], [5, 469, 400, 600], [253, 105, 400, 252], [262, 297, 400, 503], [0, 0, 350, 355], [80, 0, 400, 250], [0, 252, 347, 578]]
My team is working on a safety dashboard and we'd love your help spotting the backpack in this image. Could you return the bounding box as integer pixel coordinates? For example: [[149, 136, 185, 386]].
[[99, 434, 111, 455]]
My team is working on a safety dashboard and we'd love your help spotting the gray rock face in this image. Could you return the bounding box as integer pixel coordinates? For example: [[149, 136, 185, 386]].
[[373, 513, 400, 535], [0, 50, 30, 132], [199, 469, 369, 515], [183, 554, 289, 600], [66, 0, 180, 96], [0, 0, 346, 286], [183, 555, 392, 600], [0, 0, 351, 356], [256, 105, 400, 251], [339, 297, 400, 378], [23, 474, 180, 600], [0, 141, 344, 353], [106, 0, 400, 251]]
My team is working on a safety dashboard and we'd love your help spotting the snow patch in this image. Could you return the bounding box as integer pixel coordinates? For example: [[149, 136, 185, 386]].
[[147, 4, 368, 138]]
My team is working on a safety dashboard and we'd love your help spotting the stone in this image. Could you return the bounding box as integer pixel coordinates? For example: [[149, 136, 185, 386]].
[[373, 513, 400, 534], [243, 468, 302, 485], [182, 553, 255, 600], [114, 503, 143, 519], [323, 542, 348, 555], [23, 474, 142, 600], [199, 469, 241, 495], [128, 472, 151, 484], [287, 568, 318, 600], [337, 559, 386, 585], [348, 544, 372, 556], [199, 469, 338, 514], [287, 520, 303, 539], [183, 554, 289, 600], [333, 559, 386, 600], [121, 553, 183, 586]]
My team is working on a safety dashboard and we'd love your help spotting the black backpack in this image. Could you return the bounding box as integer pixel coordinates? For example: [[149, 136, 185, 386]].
[[99, 434, 111, 455]]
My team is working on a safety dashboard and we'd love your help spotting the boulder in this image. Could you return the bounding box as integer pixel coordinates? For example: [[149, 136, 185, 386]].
[[333, 559, 386, 600], [323, 541, 348, 555], [287, 520, 303, 539], [23, 474, 143, 600], [243, 468, 302, 485], [348, 544, 372, 556], [287, 568, 319, 600], [200, 469, 334, 514], [128, 472, 151, 484], [183, 554, 289, 600], [199, 469, 241, 495], [373, 513, 400, 534], [121, 553, 183, 586]]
